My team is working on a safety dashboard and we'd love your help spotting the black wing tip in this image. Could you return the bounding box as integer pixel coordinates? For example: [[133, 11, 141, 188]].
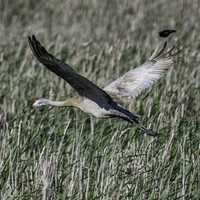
[[28, 34, 40, 59], [27, 34, 36, 44], [31, 35, 38, 44], [28, 34, 50, 61], [159, 29, 176, 38], [28, 34, 36, 48], [27, 35, 32, 46], [28, 34, 41, 49]]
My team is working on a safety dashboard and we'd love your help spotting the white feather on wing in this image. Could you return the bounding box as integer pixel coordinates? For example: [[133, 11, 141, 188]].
[[104, 41, 175, 102]]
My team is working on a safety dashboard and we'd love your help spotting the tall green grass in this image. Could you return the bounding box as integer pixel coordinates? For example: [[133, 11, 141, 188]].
[[0, 0, 200, 199]]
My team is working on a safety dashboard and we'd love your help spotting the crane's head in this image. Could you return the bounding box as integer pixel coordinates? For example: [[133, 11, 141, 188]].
[[33, 98, 50, 107]]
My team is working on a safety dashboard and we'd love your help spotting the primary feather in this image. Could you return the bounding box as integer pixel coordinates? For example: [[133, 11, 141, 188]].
[[28, 35, 115, 110], [104, 41, 175, 102]]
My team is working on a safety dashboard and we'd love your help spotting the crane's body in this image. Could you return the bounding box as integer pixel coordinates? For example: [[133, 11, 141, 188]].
[[78, 98, 113, 118], [28, 30, 176, 136], [34, 96, 140, 123]]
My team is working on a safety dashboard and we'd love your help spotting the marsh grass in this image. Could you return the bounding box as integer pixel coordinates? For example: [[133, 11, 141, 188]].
[[0, 0, 200, 199]]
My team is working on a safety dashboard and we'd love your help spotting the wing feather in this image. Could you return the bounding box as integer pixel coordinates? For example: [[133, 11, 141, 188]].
[[28, 35, 115, 110], [104, 41, 175, 102]]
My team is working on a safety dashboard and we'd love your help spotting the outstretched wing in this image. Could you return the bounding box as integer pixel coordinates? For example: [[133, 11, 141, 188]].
[[104, 41, 177, 102], [28, 35, 115, 110]]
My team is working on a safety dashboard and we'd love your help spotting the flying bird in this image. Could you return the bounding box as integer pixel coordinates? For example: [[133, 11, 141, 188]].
[[28, 31, 176, 136], [159, 29, 176, 38]]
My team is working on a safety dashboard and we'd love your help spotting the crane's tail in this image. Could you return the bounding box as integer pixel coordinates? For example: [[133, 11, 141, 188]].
[[111, 105, 156, 136]]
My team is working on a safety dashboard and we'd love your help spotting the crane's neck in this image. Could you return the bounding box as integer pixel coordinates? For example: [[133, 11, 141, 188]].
[[47, 99, 69, 106], [50, 98, 81, 107], [34, 97, 81, 108]]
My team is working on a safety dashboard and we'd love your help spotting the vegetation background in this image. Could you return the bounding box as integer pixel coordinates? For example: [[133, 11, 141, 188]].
[[0, 0, 200, 199]]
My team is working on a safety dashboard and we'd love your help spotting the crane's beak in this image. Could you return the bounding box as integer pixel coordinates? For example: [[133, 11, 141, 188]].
[[32, 97, 48, 107]]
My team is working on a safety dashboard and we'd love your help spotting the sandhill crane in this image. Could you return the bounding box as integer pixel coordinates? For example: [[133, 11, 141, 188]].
[[28, 30, 176, 136]]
